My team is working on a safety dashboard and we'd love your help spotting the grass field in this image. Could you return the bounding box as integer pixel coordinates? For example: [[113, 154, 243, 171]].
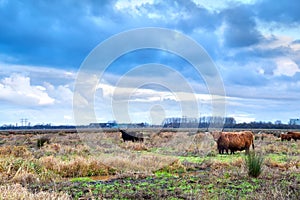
[[0, 129, 299, 199]]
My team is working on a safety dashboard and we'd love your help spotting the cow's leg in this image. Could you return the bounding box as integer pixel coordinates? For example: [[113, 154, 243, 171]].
[[245, 148, 249, 154]]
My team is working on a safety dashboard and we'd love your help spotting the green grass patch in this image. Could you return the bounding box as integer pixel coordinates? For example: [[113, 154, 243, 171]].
[[70, 177, 95, 182], [212, 153, 243, 162], [266, 153, 290, 163], [178, 153, 243, 165], [154, 171, 174, 178]]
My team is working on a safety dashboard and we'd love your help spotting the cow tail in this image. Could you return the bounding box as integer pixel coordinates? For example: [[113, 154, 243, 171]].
[[252, 140, 255, 150]]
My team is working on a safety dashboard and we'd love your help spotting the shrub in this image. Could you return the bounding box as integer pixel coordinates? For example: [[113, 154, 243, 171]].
[[245, 152, 264, 178]]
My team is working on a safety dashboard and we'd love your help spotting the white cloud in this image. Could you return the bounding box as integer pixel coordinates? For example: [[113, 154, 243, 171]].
[[0, 74, 55, 106], [97, 81, 210, 103], [274, 57, 300, 76], [257, 20, 300, 43], [259, 34, 292, 49], [192, 0, 259, 12], [64, 115, 72, 120], [45, 82, 73, 104], [0, 63, 77, 125], [0, 62, 76, 107], [114, 0, 154, 16], [0, 62, 77, 84], [290, 42, 300, 51], [228, 113, 255, 123]]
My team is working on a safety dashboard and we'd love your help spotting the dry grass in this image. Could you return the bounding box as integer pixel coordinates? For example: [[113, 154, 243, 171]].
[[186, 133, 217, 156], [99, 152, 178, 173], [262, 143, 289, 154], [231, 157, 244, 167], [264, 158, 300, 170], [210, 160, 230, 170], [0, 146, 32, 158], [36, 143, 90, 157], [119, 141, 148, 151], [155, 159, 186, 173], [0, 184, 71, 200], [39, 155, 115, 177], [0, 155, 59, 184]]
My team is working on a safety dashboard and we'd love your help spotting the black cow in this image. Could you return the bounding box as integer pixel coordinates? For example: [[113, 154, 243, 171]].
[[119, 129, 144, 142]]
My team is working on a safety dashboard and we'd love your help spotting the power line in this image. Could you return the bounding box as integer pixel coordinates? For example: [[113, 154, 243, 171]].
[[20, 118, 28, 126]]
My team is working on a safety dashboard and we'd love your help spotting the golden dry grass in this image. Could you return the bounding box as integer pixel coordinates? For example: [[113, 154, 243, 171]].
[[264, 158, 300, 170], [0, 146, 32, 158], [39, 155, 115, 177], [0, 183, 71, 200], [119, 141, 148, 151], [0, 155, 59, 184], [99, 152, 179, 173]]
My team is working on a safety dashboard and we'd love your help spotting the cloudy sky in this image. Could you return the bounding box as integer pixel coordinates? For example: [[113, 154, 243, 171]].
[[0, 0, 300, 125]]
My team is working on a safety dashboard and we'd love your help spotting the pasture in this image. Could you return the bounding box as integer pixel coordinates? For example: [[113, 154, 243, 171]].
[[0, 129, 299, 199]]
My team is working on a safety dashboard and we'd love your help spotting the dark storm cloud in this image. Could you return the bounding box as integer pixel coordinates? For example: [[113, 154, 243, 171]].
[[1, 0, 299, 69], [0, 0, 298, 85], [0, 0, 118, 67], [220, 5, 263, 48], [2, 0, 228, 66]]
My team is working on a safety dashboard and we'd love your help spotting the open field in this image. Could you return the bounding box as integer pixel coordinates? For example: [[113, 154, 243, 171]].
[[0, 129, 299, 199]]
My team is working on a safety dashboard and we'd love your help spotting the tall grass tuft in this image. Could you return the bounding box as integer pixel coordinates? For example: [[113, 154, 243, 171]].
[[245, 152, 264, 178]]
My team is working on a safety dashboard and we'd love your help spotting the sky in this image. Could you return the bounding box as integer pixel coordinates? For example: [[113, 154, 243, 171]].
[[0, 0, 300, 125]]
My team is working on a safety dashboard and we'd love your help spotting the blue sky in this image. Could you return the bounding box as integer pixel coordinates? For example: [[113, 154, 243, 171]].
[[0, 0, 300, 125]]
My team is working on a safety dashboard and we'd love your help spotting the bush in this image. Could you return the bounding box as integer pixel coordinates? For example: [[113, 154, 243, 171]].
[[245, 152, 264, 178]]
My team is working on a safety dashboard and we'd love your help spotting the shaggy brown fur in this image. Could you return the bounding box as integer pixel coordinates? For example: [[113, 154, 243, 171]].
[[286, 132, 300, 141], [280, 133, 292, 141], [217, 131, 254, 154]]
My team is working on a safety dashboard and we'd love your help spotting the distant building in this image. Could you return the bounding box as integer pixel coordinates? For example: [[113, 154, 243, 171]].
[[89, 121, 118, 128], [116, 122, 149, 129], [274, 120, 282, 125], [289, 118, 300, 126]]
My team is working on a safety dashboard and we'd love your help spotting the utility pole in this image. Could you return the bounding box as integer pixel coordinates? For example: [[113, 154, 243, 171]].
[[20, 118, 28, 126]]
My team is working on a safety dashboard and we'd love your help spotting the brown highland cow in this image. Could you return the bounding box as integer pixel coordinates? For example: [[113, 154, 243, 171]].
[[280, 133, 292, 141], [217, 131, 254, 154], [286, 132, 300, 141]]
